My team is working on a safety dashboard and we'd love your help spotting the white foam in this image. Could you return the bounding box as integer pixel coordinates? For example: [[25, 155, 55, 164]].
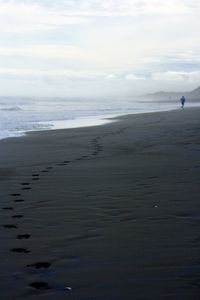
[[38, 115, 115, 131]]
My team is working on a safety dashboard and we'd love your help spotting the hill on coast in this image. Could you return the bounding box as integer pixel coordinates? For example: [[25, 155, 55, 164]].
[[146, 86, 200, 101]]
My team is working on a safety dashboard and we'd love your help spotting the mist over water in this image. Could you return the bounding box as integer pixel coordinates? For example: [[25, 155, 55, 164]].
[[0, 96, 197, 140]]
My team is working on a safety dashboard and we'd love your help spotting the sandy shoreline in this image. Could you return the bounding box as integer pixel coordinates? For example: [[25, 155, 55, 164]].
[[0, 107, 200, 299]]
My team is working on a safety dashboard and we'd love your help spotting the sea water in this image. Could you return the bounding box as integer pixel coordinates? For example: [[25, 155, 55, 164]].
[[0, 96, 198, 140]]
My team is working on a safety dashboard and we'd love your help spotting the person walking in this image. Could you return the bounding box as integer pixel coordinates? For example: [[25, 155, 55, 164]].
[[180, 96, 186, 108]]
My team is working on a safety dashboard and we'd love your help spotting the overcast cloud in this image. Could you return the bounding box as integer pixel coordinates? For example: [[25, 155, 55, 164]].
[[0, 0, 200, 97]]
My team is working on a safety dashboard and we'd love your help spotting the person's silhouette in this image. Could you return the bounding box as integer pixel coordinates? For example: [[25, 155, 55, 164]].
[[180, 96, 186, 108]]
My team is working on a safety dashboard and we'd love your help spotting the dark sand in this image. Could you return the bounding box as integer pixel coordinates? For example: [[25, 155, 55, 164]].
[[1, 108, 200, 299]]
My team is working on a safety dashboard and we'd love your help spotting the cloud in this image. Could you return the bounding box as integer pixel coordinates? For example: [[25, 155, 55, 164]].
[[0, 67, 106, 79], [0, 45, 92, 60], [152, 70, 200, 82], [22, 0, 200, 16], [0, 0, 200, 96], [105, 74, 117, 80], [0, 2, 84, 33], [0, 0, 198, 36], [125, 74, 145, 81]]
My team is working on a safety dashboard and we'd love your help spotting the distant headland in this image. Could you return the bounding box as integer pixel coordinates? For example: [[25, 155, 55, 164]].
[[145, 86, 200, 101]]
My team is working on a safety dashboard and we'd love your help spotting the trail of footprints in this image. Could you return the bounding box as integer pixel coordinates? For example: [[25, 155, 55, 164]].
[[1, 128, 126, 292]]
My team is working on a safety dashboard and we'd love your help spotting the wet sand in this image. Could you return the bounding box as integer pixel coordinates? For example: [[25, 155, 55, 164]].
[[0, 108, 200, 299]]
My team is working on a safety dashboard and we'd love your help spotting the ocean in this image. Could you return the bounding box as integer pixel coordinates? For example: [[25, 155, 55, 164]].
[[0, 96, 197, 140]]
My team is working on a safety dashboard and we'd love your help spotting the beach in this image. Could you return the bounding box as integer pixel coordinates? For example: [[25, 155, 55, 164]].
[[0, 107, 200, 299]]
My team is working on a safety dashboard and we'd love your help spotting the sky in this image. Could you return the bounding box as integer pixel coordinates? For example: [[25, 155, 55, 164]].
[[0, 0, 200, 97]]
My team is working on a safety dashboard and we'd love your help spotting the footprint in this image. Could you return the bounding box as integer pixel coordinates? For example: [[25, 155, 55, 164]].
[[14, 199, 25, 202], [148, 176, 159, 179], [3, 224, 18, 229], [32, 178, 40, 181], [17, 234, 31, 239], [2, 207, 13, 210], [41, 170, 49, 173], [11, 248, 30, 253], [27, 262, 51, 269], [46, 167, 53, 170], [12, 215, 23, 219], [29, 282, 50, 290], [11, 193, 21, 197]]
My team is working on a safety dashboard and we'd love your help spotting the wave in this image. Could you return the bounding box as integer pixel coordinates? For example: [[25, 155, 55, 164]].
[[1, 106, 23, 112]]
